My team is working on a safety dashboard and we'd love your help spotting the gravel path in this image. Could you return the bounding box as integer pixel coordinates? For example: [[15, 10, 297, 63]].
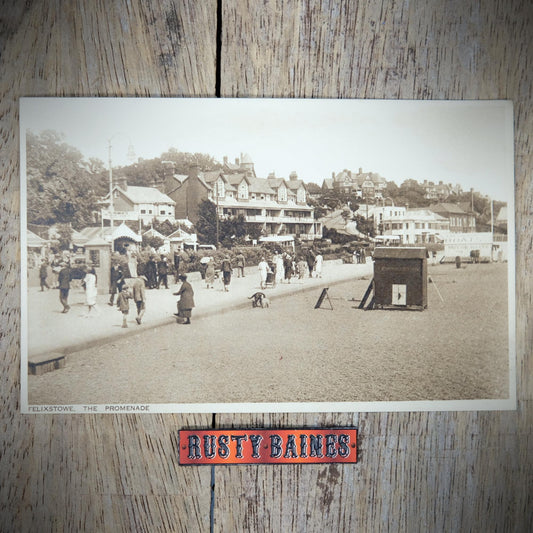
[[28, 263, 510, 405]]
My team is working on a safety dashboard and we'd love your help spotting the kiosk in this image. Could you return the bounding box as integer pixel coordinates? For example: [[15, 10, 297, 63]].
[[373, 247, 427, 310]]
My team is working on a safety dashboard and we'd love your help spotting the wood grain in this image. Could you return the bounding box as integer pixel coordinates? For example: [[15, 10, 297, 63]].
[[0, 1, 216, 531], [216, 1, 532, 531], [1, 0, 531, 531]]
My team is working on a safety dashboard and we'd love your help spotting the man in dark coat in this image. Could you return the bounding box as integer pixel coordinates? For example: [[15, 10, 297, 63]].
[[174, 274, 195, 324], [145, 256, 158, 289], [108, 264, 124, 305], [221, 256, 232, 291], [157, 257, 169, 289], [306, 248, 316, 277], [39, 260, 50, 291], [57, 262, 71, 313]]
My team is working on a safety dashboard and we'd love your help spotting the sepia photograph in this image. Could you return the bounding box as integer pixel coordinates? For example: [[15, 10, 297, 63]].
[[20, 98, 515, 413]]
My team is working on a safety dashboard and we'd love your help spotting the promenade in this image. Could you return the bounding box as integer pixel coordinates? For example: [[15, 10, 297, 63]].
[[26, 259, 373, 358]]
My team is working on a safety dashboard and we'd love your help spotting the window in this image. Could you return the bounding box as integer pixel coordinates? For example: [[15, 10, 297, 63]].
[[141, 209, 146, 214], [160, 210, 165, 215], [89, 250, 100, 267], [149, 210, 153, 214], [238, 181, 248, 199]]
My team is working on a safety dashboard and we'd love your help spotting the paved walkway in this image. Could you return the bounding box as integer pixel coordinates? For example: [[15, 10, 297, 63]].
[[26, 259, 373, 357]]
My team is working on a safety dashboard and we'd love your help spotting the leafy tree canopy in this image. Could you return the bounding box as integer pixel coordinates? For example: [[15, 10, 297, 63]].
[[26, 130, 107, 229]]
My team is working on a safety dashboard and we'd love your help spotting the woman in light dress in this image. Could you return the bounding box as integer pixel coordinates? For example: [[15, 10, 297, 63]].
[[258, 257, 270, 290], [274, 252, 284, 286], [314, 253, 323, 278], [83, 267, 99, 316], [205, 257, 215, 289]]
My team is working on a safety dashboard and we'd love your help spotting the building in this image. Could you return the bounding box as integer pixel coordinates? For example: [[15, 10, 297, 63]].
[[165, 155, 321, 242], [381, 207, 450, 244], [429, 203, 476, 232], [100, 177, 176, 227], [322, 167, 387, 200], [422, 180, 463, 200]]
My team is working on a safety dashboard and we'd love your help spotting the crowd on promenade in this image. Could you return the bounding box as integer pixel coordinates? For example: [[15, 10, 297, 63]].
[[35, 246, 330, 328]]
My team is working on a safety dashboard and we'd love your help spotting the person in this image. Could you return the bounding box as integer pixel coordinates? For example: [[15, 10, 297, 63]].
[[174, 274, 195, 324], [297, 257, 308, 280], [116, 285, 131, 328], [306, 248, 316, 278], [145, 255, 158, 289], [108, 263, 124, 305], [57, 262, 71, 313], [314, 253, 323, 278], [221, 256, 232, 292], [258, 257, 270, 290], [83, 267, 99, 316], [126, 247, 138, 278], [157, 257, 169, 289], [205, 257, 215, 289], [39, 260, 50, 291], [274, 252, 284, 286], [283, 252, 293, 283], [173, 250, 182, 278], [131, 275, 147, 325], [360, 247, 366, 264], [235, 252, 246, 277]]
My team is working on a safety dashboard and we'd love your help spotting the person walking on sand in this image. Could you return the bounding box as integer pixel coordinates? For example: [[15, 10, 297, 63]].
[[174, 274, 195, 324], [221, 255, 232, 292], [39, 259, 50, 291], [83, 267, 99, 317], [205, 257, 215, 289], [306, 248, 316, 278], [258, 257, 269, 290], [58, 262, 71, 313], [132, 275, 147, 325], [116, 285, 131, 328]]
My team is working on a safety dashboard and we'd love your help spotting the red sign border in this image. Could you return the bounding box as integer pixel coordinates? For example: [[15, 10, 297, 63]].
[[178, 427, 358, 466]]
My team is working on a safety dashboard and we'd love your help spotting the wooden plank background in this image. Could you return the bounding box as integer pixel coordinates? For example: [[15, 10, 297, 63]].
[[1, 0, 531, 530]]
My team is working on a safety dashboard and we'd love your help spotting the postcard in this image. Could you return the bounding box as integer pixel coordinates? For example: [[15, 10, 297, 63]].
[[20, 98, 516, 413]]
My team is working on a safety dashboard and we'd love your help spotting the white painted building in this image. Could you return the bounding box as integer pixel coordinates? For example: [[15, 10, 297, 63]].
[[381, 207, 450, 244]]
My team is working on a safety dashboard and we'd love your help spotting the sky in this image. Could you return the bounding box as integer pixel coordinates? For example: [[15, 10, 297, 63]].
[[20, 97, 514, 202]]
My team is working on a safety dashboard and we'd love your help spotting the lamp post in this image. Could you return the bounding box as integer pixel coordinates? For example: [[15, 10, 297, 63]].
[[107, 134, 135, 235]]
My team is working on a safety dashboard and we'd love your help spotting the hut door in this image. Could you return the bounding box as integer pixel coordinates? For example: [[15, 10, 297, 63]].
[[392, 284, 407, 305]]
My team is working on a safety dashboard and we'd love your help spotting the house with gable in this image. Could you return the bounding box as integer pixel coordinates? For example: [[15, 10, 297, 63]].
[[100, 177, 176, 227], [164, 154, 321, 242]]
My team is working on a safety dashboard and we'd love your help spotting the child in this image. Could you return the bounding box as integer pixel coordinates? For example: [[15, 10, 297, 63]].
[[116, 286, 131, 328]]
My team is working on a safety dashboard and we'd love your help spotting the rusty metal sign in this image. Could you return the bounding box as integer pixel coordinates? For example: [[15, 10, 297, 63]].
[[179, 428, 358, 465]]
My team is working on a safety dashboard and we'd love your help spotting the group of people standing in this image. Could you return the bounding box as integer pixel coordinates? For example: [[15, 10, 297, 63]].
[[353, 247, 367, 264], [258, 249, 323, 290]]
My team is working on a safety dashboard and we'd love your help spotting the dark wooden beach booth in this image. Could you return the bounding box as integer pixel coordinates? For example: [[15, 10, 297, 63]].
[[373, 247, 427, 310]]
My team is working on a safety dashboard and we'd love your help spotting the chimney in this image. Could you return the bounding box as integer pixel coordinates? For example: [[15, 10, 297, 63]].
[[332, 171, 335, 179], [289, 171, 298, 181], [188, 164, 200, 179], [223, 156, 228, 165], [268, 171, 276, 179], [235, 157, 240, 166], [115, 176, 127, 191], [359, 167, 362, 174]]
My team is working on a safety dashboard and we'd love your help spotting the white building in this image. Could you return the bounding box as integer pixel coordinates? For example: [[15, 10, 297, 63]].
[[381, 207, 450, 244], [100, 178, 176, 227]]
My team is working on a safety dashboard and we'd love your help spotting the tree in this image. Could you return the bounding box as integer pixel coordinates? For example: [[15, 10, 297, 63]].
[[26, 130, 106, 229], [195, 200, 218, 244]]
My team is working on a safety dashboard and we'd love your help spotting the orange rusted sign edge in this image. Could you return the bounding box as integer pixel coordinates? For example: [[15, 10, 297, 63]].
[[178, 428, 358, 465]]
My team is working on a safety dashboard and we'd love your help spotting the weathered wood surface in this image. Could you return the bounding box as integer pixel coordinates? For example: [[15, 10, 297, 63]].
[[1, 0, 531, 531]]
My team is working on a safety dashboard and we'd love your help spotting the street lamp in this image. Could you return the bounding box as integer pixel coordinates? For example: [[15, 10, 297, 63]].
[[107, 134, 135, 232]]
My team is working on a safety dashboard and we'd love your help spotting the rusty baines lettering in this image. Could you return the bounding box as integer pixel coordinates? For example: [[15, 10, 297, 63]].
[[179, 429, 357, 464]]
